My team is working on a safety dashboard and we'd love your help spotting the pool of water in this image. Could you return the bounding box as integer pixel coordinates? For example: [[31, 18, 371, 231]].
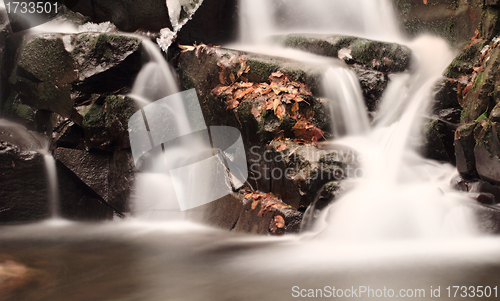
[[2, 221, 500, 301]]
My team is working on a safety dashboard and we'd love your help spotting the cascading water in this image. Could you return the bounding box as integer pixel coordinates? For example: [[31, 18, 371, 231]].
[[236, 0, 479, 240], [323, 67, 370, 137], [42, 152, 60, 218], [238, 0, 401, 45]]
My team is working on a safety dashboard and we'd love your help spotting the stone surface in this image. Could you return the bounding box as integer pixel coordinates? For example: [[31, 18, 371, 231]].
[[176, 45, 329, 147], [175, 0, 238, 45], [0, 120, 116, 223], [279, 34, 412, 73], [455, 123, 479, 177], [192, 192, 302, 235], [68, 0, 173, 32], [393, 0, 483, 46]]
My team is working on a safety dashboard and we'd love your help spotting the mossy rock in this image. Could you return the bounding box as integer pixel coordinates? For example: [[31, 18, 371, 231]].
[[2, 92, 35, 129], [17, 35, 76, 83], [278, 34, 412, 73], [460, 47, 500, 124], [445, 40, 486, 78]]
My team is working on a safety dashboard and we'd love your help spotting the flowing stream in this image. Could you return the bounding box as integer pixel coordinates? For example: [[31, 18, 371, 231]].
[[2, 1, 500, 300]]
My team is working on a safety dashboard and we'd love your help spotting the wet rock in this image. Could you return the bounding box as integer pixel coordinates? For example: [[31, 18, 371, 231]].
[[279, 34, 412, 73], [79, 94, 136, 151], [351, 64, 388, 112], [10, 32, 141, 128], [54, 147, 135, 214], [53, 148, 110, 202], [0, 120, 115, 223], [394, 0, 483, 46], [233, 193, 302, 235], [10, 35, 78, 120], [71, 33, 142, 98], [0, 144, 49, 222], [250, 141, 360, 210], [176, 45, 329, 147], [2, 92, 35, 130], [455, 123, 479, 178], [300, 180, 352, 231], [445, 41, 486, 79], [175, 0, 238, 45], [432, 77, 461, 123], [108, 149, 135, 213], [419, 118, 456, 164], [474, 122, 500, 185], [68, 0, 173, 32], [191, 192, 302, 235]]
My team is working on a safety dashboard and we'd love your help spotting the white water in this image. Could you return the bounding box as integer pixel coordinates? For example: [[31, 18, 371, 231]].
[[323, 67, 370, 137], [42, 154, 60, 218], [236, 0, 480, 241], [238, 0, 401, 45]]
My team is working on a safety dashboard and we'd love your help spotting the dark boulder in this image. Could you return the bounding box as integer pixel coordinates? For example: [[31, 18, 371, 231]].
[[474, 121, 500, 185], [175, 0, 238, 45], [279, 34, 412, 73], [455, 123, 479, 178], [0, 120, 116, 223], [67, 0, 173, 32], [393, 0, 483, 46]]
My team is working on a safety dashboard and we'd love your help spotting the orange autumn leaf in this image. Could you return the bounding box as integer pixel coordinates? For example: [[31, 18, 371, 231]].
[[251, 107, 262, 118], [251, 200, 259, 210], [274, 215, 285, 228], [226, 99, 239, 110], [275, 104, 286, 120]]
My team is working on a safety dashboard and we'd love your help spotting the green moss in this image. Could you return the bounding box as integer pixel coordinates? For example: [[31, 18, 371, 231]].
[[3, 93, 34, 124], [18, 37, 74, 83], [83, 103, 105, 128], [104, 95, 135, 128], [247, 60, 280, 82], [445, 41, 486, 78]]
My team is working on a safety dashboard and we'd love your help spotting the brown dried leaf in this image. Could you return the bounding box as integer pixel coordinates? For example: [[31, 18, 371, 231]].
[[251, 107, 262, 118], [275, 142, 288, 152], [251, 200, 259, 210], [178, 44, 195, 52], [274, 215, 285, 228], [271, 71, 284, 78], [275, 104, 286, 120], [273, 98, 281, 111], [230, 73, 236, 83], [212, 85, 230, 96], [226, 99, 239, 110], [291, 101, 299, 115], [219, 72, 227, 85]]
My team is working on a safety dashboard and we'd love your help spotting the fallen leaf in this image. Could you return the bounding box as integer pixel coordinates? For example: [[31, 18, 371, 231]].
[[274, 215, 285, 228], [230, 73, 236, 83], [273, 98, 281, 111], [178, 44, 195, 52], [251, 107, 262, 118], [338, 48, 352, 60], [275, 104, 286, 120], [275, 142, 288, 152], [226, 99, 239, 110], [291, 101, 299, 115], [271, 71, 284, 78], [251, 200, 259, 210]]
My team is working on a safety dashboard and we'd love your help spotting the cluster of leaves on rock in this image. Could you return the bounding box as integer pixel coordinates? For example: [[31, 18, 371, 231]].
[[244, 191, 290, 220], [450, 30, 500, 100], [211, 55, 325, 142]]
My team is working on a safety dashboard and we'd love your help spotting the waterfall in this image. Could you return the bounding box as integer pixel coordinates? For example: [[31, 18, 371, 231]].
[[237, 0, 479, 240], [42, 154, 60, 218], [323, 67, 370, 137], [238, 0, 401, 44]]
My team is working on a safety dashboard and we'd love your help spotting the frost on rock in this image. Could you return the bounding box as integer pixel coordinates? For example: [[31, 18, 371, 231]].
[[78, 22, 118, 33]]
